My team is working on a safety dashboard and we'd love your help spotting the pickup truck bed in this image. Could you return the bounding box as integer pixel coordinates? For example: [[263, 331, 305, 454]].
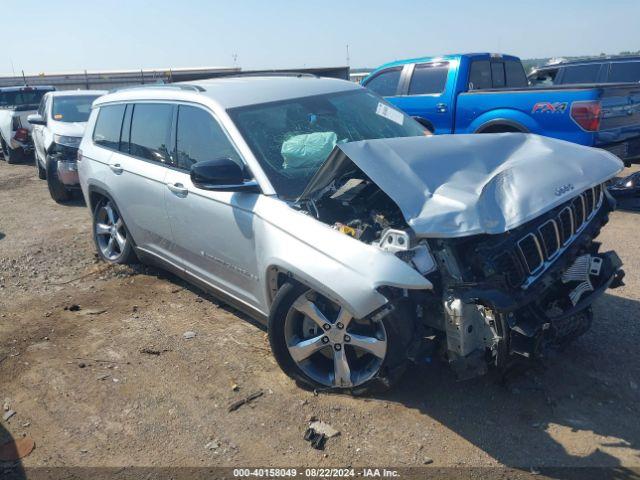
[[0, 85, 54, 163], [363, 53, 640, 166]]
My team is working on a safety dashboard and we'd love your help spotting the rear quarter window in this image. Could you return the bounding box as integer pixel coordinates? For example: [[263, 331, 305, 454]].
[[93, 104, 126, 150], [608, 62, 640, 83]]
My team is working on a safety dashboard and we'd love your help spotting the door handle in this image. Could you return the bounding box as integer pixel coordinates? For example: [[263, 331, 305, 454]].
[[109, 163, 123, 174], [435, 103, 448, 113], [166, 182, 188, 196]]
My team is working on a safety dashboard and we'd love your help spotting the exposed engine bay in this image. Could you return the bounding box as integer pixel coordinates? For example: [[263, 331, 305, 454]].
[[297, 153, 625, 379]]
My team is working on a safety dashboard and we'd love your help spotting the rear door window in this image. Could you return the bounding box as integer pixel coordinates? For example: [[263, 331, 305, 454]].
[[93, 104, 126, 150], [608, 62, 640, 82], [468, 60, 492, 90], [560, 64, 601, 84], [408, 63, 449, 95], [505, 60, 528, 87], [175, 105, 243, 171], [129, 103, 174, 164], [364, 68, 402, 96]]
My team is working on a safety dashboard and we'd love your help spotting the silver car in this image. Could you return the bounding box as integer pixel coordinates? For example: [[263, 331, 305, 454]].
[[78, 75, 625, 394]]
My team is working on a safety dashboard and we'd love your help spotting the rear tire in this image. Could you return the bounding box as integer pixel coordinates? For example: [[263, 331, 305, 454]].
[[92, 197, 137, 264], [46, 157, 72, 203]]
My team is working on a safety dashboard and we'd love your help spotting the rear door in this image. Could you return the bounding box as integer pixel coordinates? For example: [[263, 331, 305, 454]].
[[163, 104, 262, 310], [390, 61, 453, 134], [96, 102, 177, 262]]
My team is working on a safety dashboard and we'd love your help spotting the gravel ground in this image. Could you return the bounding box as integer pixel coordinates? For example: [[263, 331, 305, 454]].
[[0, 159, 639, 477]]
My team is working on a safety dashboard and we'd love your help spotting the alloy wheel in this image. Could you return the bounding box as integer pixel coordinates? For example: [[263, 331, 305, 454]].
[[284, 292, 387, 388], [95, 201, 128, 261]]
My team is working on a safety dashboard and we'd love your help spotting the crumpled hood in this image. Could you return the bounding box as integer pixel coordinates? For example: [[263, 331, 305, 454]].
[[301, 133, 624, 238]]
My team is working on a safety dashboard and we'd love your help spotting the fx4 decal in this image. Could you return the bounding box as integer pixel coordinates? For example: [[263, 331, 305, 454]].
[[532, 102, 568, 114]]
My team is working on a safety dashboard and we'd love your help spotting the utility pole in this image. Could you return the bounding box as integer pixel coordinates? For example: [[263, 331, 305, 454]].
[[346, 44, 350, 67], [232, 53, 238, 68]]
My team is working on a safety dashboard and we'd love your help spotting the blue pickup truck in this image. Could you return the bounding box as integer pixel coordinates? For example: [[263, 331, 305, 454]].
[[362, 53, 640, 166]]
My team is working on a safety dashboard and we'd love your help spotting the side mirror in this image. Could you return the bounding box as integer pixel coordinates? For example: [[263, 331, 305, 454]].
[[190, 158, 260, 192], [27, 114, 46, 126]]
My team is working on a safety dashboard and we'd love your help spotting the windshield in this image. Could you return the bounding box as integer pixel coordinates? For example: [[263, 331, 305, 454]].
[[228, 89, 427, 198], [52, 95, 100, 123], [0, 89, 50, 109]]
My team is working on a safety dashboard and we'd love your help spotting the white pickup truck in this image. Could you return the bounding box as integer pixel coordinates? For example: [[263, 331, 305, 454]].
[[28, 90, 105, 202], [0, 85, 55, 163]]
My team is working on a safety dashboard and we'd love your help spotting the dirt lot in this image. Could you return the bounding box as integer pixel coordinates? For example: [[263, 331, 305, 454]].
[[0, 159, 639, 476]]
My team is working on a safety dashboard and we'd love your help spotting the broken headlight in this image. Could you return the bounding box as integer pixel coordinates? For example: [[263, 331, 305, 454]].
[[53, 134, 82, 149], [377, 229, 436, 275]]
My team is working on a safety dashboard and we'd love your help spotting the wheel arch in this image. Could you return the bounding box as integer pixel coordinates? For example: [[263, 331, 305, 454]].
[[412, 116, 434, 133], [262, 260, 389, 321], [87, 184, 114, 213], [474, 118, 529, 133]]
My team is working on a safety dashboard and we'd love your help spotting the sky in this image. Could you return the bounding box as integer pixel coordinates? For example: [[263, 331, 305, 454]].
[[2, 0, 639, 75]]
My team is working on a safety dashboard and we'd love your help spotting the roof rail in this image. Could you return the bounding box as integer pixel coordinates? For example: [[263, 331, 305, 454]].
[[109, 83, 205, 94], [206, 71, 318, 79]]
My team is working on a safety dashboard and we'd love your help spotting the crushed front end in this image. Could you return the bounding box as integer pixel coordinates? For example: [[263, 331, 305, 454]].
[[298, 134, 626, 379], [430, 184, 624, 377]]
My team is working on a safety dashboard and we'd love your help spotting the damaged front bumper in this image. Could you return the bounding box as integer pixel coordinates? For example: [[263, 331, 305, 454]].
[[445, 249, 624, 378], [56, 159, 79, 186], [49, 149, 80, 186]]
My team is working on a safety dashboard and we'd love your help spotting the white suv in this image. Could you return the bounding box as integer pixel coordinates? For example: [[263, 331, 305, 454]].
[[28, 90, 105, 202], [78, 76, 624, 394]]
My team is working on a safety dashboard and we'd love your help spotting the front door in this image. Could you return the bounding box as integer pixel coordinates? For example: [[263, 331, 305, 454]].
[[163, 104, 261, 310]]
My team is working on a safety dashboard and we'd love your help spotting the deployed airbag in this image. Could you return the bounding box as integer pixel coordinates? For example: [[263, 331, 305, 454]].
[[281, 131, 337, 170]]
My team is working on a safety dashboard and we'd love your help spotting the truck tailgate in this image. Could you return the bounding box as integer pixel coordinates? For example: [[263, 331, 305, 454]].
[[596, 84, 640, 160], [599, 84, 640, 132]]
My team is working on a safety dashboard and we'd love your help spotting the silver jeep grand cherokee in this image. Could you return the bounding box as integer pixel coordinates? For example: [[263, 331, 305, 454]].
[[78, 75, 625, 394]]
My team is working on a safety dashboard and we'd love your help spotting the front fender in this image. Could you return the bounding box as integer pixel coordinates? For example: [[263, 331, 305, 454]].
[[255, 198, 432, 319]]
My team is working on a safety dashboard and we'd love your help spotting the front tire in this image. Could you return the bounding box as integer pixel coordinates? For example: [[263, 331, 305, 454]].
[[92, 197, 136, 264], [46, 157, 72, 203], [268, 282, 412, 395]]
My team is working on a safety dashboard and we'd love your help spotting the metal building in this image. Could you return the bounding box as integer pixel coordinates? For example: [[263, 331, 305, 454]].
[[0, 66, 350, 90]]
